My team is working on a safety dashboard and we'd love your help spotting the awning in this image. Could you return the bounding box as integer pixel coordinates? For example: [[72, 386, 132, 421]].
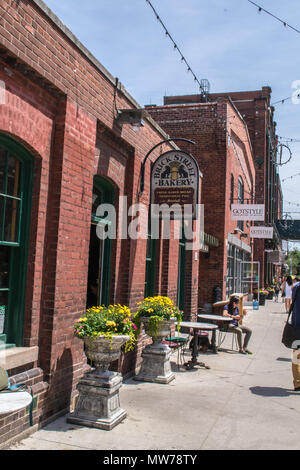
[[204, 233, 219, 247]]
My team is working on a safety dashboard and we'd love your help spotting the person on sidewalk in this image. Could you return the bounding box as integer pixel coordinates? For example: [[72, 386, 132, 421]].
[[282, 276, 293, 314], [290, 281, 300, 391], [223, 296, 252, 355], [274, 283, 280, 302]]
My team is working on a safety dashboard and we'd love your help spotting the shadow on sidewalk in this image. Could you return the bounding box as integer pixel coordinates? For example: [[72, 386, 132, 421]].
[[250, 386, 299, 397]]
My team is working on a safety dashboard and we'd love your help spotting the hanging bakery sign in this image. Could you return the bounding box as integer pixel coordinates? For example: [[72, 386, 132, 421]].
[[151, 150, 200, 219]]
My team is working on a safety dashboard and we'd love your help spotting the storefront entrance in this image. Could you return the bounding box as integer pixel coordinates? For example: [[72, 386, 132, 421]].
[[86, 176, 114, 308], [0, 135, 33, 347]]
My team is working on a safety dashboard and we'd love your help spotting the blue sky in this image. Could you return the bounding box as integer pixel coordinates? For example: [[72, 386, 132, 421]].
[[44, 0, 300, 215]]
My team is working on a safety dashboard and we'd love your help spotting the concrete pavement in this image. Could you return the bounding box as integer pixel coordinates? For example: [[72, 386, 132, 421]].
[[9, 299, 300, 450]]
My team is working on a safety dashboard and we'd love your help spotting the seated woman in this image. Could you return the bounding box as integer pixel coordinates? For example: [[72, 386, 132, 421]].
[[223, 296, 253, 355]]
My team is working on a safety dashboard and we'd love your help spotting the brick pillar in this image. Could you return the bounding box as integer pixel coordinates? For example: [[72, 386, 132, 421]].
[[39, 98, 97, 415]]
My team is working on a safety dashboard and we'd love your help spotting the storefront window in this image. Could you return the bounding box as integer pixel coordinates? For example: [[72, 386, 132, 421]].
[[226, 244, 251, 296], [237, 177, 244, 232], [0, 136, 33, 346], [0, 150, 22, 244]]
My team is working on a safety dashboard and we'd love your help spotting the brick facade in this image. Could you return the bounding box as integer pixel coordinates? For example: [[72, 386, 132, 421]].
[[0, 0, 203, 447], [163, 88, 281, 285], [147, 98, 255, 305]]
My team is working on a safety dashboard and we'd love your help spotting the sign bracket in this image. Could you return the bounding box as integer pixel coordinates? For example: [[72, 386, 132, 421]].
[[140, 138, 195, 195]]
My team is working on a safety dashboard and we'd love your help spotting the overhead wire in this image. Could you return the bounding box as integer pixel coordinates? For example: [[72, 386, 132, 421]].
[[247, 0, 300, 35], [145, 0, 209, 99], [271, 93, 300, 106]]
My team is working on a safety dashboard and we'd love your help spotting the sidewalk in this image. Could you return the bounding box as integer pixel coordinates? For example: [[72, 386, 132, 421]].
[[9, 299, 300, 450]]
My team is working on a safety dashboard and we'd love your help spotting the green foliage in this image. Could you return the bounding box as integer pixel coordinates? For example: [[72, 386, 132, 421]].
[[73, 304, 137, 352], [286, 249, 300, 274], [133, 296, 182, 338]]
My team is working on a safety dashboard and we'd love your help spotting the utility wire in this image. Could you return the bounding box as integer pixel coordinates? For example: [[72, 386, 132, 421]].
[[279, 136, 300, 143], [271, 93, 300, 106], [247, 0, 300, 35], [282, 172, 300, 183], [145, 0, 210, 99]]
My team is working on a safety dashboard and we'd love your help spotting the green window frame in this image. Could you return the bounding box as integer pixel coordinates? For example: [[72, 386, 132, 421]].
[[177, 231, 186, 311], [0, 133, 33, 347], [144, 233, 156, 298], [90, 176, 114, 307]]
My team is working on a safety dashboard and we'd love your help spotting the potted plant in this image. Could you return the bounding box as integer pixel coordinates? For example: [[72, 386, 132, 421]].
[[67, 304, 137, 430], [133, 296, 182, 384], [259, 289, 269, 306], [266, 286, 275, 300]]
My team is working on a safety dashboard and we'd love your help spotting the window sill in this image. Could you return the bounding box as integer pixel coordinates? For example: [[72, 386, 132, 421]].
[[0, 346, 39, 370]]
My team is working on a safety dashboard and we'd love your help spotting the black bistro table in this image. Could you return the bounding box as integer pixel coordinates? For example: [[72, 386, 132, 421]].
[[197, 314, 233, 354], [176, 321, 218, 370]]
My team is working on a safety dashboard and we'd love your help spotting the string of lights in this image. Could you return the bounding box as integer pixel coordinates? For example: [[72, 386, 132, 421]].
[[278, 136, 300, 143], [282, 172, 300, 183], [145, 0, 210, 99], [271, 93, 300, 106], [247, 0, 300, 35], [285, 201, 300, 207]]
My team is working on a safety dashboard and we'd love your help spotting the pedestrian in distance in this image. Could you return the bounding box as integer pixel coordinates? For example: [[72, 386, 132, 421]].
[[274, 283, 280, 302], [282, 276, 293, 314]]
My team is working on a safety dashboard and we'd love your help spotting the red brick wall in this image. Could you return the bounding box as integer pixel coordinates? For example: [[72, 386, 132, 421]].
[[147, 99, 255, 302], [0, 0, 189, 445], [163, 88, 278, 287]]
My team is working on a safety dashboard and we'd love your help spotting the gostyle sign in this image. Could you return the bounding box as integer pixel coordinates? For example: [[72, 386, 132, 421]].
[[151, 150, 199, 219], [250, 226, 274, 239], [231, 204, 265, 221]]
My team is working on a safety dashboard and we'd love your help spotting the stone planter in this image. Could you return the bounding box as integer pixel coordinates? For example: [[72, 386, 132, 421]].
[[67, 335, 130, 430], [134, 317, 176, 384], [259, 294, 266, 306]]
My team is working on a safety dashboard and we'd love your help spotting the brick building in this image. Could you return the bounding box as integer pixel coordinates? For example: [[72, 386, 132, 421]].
[[147, 96, 256, 305], [0, 0, 209, 446], [161, 87, 283, 286]]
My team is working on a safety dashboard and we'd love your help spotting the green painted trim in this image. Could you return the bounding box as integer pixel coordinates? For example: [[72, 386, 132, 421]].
[[92, 176, 115, 306], [0, 133, 33, 346], [144, 234, 156, 297], [177, 236, 186, 310]]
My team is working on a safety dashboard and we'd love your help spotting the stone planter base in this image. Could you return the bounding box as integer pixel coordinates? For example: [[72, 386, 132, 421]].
[[67, 370, 126, 431], [67, 409, 127, 431], [134, 342, 175, 384]]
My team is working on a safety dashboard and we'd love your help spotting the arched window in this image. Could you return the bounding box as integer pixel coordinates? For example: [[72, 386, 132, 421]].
[[237, 176, 244, 231], [230, 174, 234, 207], [0, 135, 33, 347]]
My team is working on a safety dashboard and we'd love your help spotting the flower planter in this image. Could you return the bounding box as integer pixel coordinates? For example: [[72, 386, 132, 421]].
[[67, 335, 130, 430], [259, 294, 266, 306], [267, 292, 274, 300], [134, 317, 176, 384]]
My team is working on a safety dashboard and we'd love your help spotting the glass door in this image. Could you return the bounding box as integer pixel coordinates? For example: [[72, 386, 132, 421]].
[[86, 177, 114, 308], [240, 261, 260, 297], [177, 236, 186, 310]]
